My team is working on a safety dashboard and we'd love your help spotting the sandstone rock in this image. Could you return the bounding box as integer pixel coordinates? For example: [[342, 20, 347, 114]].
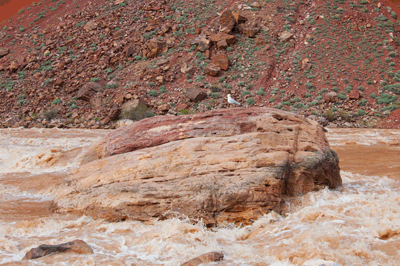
[[23, 240, 93, 260], [53, 108, 341, 226], [324, 92, 338, 103], [115, 119, 134, 128], [220, 9, 236, 33], [255, 35, 267, 46], [349, 90, 360, 99], [279, 31, 293, 42], [217, 40, 228, 49], [0, 49, 9, 58], [9, 62, 19, 72], [232, 11, 248, 24], [146, 39, 166, 58], [210, 32, 237, 45], [158, 103, 169, 112], [181, 252, 224, 266], [241, 22, 261, 38], [301, 58, 312, 70], [77, 82, 103, 102], [205, 63, 221, 76], [83, 21, 98, 31], [198, 38, 210, 52], [212, 54, 229, 70], [181, 63, 194, 74], [120, 98, 151, 122], [185, 87, 207, 103], [108, 105, 121, 121]]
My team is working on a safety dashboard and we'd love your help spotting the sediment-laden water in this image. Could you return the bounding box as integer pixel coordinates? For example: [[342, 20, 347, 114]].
[[0, 128, 399, 265]]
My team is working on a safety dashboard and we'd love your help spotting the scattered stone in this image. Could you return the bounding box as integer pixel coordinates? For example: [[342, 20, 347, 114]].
[[146, 39, 166, 58], [232, 11, 248, 24], [324, 92, 338, 103], [181, 63, 194, 74], [301, 58, 312, 70], [210, 32, 237, 45], [349, 90, 360, 100], [108, 105, 121, 121], [9, 62, 19, 72], [0, 49, 9, 58], [219, 9, 236, 33], [158, 103, 170, 112], [185, 87, 207, 103], [77, 82, 103, 102], [23, 240, 93, 260], [212, 54, 230, 70], [181, 252, 224, 266], [83, 21, 98, 31], [205, 63, 221, 76], [156, 59, 169, 66], [255, 35, 267, 46], [217, 39, 228, 49], [115, 119, 134, 128], [198, 38, 210, 52], [279, 31, 293, 42]]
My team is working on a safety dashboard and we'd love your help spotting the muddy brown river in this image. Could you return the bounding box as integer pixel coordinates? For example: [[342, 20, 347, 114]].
[[0, 128, 399, 265]]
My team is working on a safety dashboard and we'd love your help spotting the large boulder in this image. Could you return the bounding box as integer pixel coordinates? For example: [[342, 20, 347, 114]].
[[52, 108, 341, 226]]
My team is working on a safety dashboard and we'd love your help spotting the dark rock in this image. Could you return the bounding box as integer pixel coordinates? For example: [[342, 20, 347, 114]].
[[108, 105, 121, 121], [212, 54, 229, 70], [185, 88, 207, 103], [205, 63, 221, 76], [220, 9, 236, 33], [181, 252, 224, 266], [0, 49, 9, 58], [23, 240, 93, 260], [210, 32, 237, 45], [77, 82, 103, 102]]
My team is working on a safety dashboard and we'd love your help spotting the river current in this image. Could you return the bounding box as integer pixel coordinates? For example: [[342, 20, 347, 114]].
[[0, 128, 399, 265]]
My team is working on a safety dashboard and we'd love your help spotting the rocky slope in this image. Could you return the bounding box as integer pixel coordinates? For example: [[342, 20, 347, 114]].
[[0, 0, 400, 128], [51, 108, 342, 226]]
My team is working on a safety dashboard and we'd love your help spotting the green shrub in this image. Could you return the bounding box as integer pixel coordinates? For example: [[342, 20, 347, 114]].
[[52, 98, 62, 104], [305, 92, 311, 97], [357, 109, 366, 116], [90, 77, 100, 82], [359, 99, 368, 106], [337, 93, 347, 100], [241, 90, 250, 96], [256, 88, 265, 95], [159, 86, 167, 94], [376, 93, 398, 104], [246, 98, 255, 105], [305, 83, 313, 90], [210, 92, 220, 99], [148, 90, 158, 97]]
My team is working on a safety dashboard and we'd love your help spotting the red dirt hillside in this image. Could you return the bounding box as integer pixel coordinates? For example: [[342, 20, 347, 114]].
[[0, 0, 400, 129]]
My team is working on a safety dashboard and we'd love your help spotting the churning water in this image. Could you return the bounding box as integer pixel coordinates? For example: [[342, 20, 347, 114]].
[[0, 128, 399, 265]]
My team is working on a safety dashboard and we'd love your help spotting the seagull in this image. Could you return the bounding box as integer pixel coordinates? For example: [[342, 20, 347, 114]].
[[227, 94, 242, 106]]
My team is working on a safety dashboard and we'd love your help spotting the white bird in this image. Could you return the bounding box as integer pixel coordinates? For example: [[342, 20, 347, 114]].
[[227, 94, 241, 106]]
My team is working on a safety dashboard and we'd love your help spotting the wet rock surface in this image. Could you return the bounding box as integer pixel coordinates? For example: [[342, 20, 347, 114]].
[[181, 252, 224, 266], [23, 240, 93, 260], [53, 108, 341, 226]]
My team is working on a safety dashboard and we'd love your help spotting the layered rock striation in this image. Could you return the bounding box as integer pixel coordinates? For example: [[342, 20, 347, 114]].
[[52, 108, 341, 225]]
